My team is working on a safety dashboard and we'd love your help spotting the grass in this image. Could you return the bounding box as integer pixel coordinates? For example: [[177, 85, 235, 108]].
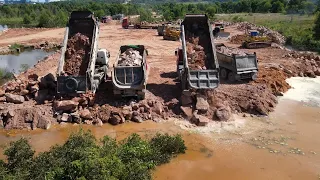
[[216, 13, 319, 52], [0, 68, 14, 85]]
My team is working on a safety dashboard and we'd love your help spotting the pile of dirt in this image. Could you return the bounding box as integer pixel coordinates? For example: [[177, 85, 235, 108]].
[[212, 84, 277, 115], [216, 45, 247, 56], [230, 34, 247, 44], [63, 33, 91, 76], [185, 31, 213, 70], [252, 68, 291, 96], [118, 48, 142, 66], [236, 22, 285, 44]]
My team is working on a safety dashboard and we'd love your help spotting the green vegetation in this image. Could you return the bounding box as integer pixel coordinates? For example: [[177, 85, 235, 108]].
[[9, 43, 24, 50], [217, 13, 320, 51], [0, 68, 14, 85], [0, 130, 186, 180]]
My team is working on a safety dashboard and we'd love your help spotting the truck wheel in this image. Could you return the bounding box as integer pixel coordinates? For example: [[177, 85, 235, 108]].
[[227, 72, 236, 83], [220, 68, 227, 79], [65, 78, 78, 92]]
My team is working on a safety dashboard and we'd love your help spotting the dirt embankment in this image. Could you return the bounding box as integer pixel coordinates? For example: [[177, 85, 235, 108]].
[[63, 33, 91, 76]]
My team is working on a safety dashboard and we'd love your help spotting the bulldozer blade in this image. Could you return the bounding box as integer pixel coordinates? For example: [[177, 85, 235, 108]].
[[217, 32, 230, 38]]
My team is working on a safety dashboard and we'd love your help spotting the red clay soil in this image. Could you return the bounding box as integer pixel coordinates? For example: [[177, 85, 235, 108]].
[[212, 84, 277, 115], [63, 33, 91, 76], [252, 68, 291, 96]]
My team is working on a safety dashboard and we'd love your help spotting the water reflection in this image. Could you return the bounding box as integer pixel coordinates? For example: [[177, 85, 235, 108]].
[[0, 50, 53, 74]]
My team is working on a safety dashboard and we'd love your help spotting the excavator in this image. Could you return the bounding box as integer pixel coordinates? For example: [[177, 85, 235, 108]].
[[242, 30, 272, 49]]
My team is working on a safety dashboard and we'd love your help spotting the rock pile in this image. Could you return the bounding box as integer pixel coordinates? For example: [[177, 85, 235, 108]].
[[216, 45, 247, 56], [118, 48, 142, 66], [0, 73, 56, 104], [180, 90, 232, 126], [283, 51, 320, 77], [63, 33, 91, 76], [236, 22, 285, 44], [230, 34, 247, 44]]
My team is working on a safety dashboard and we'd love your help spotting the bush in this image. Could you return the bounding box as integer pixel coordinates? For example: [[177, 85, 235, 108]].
[[0, 130, 186, 180], [23, 15, 32, 25]]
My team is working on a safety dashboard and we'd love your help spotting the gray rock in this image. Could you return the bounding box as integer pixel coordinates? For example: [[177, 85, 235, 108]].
[[37, 117, 51, 130], [20, 89, 29, 96], [180, 106, 193, 120], [196, 95, 209, 112], [60, 113, 71, 122], [71, 112, 81, 124], [215, 106, 231, 121], [132, 115, 143, 123], [192, 110, 210, 126], [153, 102, 163, 115], [35, 89, 48, 104], [5, 93, 25, 104], [79, 109, 92, 119], [54, 100, 79, 112]]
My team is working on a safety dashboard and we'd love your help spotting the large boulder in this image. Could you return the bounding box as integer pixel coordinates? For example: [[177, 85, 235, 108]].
[[180, 106, 193, 120], [79, 109, 92, 119], [196, 95, 209, 112], [153, 101, 163, 115], [215, 106, 231, 121], [54, 100, 79, 112], [37, 117, 52, 129], [5, 93, 25, 104], [191, 110, 210, 126]]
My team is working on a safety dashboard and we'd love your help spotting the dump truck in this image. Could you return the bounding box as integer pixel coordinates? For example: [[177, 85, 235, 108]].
[[57, 11, 110, 94], [216, 43, 258, 82], [175, 14, 219, 90], [242, 30, 272, 49], [112, 45, 148, 99]]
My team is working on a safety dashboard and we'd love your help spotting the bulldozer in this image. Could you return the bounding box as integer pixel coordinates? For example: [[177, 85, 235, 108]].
[[163, 25, 180, 41], [242, 30, 272, 49]]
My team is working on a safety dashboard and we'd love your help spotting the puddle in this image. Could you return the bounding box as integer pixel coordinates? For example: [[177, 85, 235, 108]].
[[281, 76, 320, 107], [0, 25, 8, 32], [0, 49, 54, 74]]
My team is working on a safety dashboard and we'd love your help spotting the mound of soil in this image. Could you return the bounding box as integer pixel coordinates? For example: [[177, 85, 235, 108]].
[[63, 33, 91, 76], [252, 68, 291, 96], [212, 84, 277, 115]]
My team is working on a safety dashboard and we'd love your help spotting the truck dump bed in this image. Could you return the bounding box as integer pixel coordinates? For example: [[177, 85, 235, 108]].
[[112, 45, 147, 99], [180, 14, 219, 89], [57, 11, 100, 94], [216, 43, 258, 81]]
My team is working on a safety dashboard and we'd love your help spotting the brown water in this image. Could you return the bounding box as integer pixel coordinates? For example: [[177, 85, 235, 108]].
[[0, 99, 320, 180]]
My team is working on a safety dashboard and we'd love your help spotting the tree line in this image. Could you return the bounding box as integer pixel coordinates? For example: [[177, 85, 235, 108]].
[[0, 0, 317, 28]]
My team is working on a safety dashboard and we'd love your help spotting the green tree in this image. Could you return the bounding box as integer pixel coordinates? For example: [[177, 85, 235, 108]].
[[313, 12, 320, 40], [271, 1, 285, 13], [95, 9, 105, 19], [23, 15, 32, 25], [38, 11, 51, 28]]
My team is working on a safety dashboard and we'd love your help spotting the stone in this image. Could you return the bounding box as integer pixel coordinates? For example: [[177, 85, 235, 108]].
[[283, 68, 292, 75], [147, 100, 154, 107], [28, 81, 38, 87], [299, 72, 304, 77], [71, 112, 81, 123], [215, 106, 231, 121], [84, 120, 93, 125], [132, 115, 143, 123], [79, 109, 92, 119], [0, 89, 5, 97], [315, 68, 320, 76], [20, 89, 29, 96], [181, 94, 193, 106], [196, 95, 209, 112], [0, 96, 6, 102], [139, 107, 145, 113], [305, 70, 316, 78], [153, 117, 163, 123], [131, 103, 139, 111], [30, 84, 39, 93], [165, 98, 179, 109], [153, 102, 163, 115], [122, 106, 132, 120], [35, 89, 49, 104], [39, 73, 56, 88], [109, 113, 122, 125], [180, 106, 193, 120], [54, 100, 79, 112], [37, 117, 51, 130], [191, 111, 209, 126], [315, 56, 320, 61], [5, 93, 25, 104], [95, 119, 103, 126], [60, 113, 71, 122]]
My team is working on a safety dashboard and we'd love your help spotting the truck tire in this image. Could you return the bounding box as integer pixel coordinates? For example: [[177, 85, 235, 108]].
[[220, 68, 227, 79], [227, 72, 236, 83], [65, 78, 78, 92]]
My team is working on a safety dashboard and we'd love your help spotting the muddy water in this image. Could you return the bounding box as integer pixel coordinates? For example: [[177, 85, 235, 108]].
[[0, 77, 320, 179]]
